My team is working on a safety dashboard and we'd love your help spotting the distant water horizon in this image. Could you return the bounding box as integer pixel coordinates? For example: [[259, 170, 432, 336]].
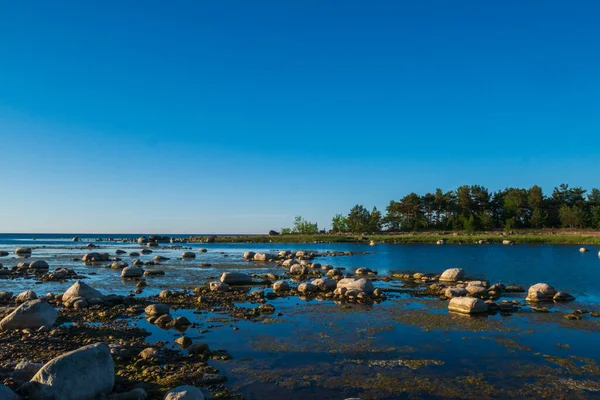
[[0, 233, 257, 238]]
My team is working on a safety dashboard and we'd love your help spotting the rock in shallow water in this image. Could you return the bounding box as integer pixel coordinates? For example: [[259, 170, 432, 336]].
[[62, 281, 105, 304], [220, 272, 252, 285], [20, 343, 114, 400], [336, 278, 374, 294], [526, 283, 557, 302], [448, 297, 488, 314], [0, 299, 57, 331], [439, 268, 464, 282], [272, 280, 290, 291]]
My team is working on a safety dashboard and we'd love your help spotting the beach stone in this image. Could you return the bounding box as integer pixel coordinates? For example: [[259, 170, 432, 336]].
[[295, 251, 306, 258], [282, 259, 299, 267], [278, 250, 291, 257], [326, 269, 343, 278], [0, 251, 8, 257], [198, 248, 207, 253], [220, 272, 252, 285], [505, 285, 525, 293], [82, 252, 109, 262], [15, 247, 32, 256], [116, 249, 126, 255], [138, 237, 148, 244], [253, 253, 269, 261], [444, 287, 468, 298], [272, 281, 290, 291], [175, 336, 192, 349], [526, 283, 557, 302], [311, 278, 337, 291], [20, 343, 114, 400], [466, 285, 487, 295], [154, 314, 173, 326], [554, 292, 576, 302], [129, 252, 140, 257], [579, 247, 589, 253], [0, 384, 19, 400], [73, 298, 89, 309], [336, 278, 375, 294], [133, 259, 144, 266], [298, 283, 318, 293], [0, 291, 13, 301], [121, 266, 143, 278], [29, 260, 49, 272], [172, 316, 191, 328], [502, 240, 514, 245], [164, 385, 205, 400], [182, 252, 196, 259], [209, 281, 229, 292], [448, 297, 488, 314], [145, 304, 170, 317], [355, 267, 374, 275], [439, 268, 464, 282], [289, 264, 307, 275], [62, 281, 105, 304], [259, 304, 275, 314], [0, 300, 57, 331], [111, 261, 128, 269], [243, 251, 256, 260], [16, 291, 37, 302], [154, 255, 169, 262], [140, 248, 152, 254], [139, 348, 159, 360], [14, 361, 43, 382], [187, 343, 210, 355]]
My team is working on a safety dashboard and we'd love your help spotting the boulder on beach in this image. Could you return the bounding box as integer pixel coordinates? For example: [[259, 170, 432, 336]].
[[16, 291, 37, 302], [15, 247, 32, 256], [111, 261, 128, 269], [253, 253, 269, 261], [553, 292, 576, 302], [448, 297, 488, 314], [289, 264, 307, 275], [121, 266, 143, 278], [439, 268, 464, 282], [182, 252, 196, 259], [336, 278, 374, 294], [282, 259, 299, 267], [137, 237, 148, 244], [311, 278, 337, 291], [62, 281, 105, 304], [579, 247, 589, 253], [29, 260, 49, 272], [444, 287, 468, 298], [209, 281, 229, 292], [82, 252, 110, 263], [526, 283, 557, 302], [0, 299, 57, 331], [145, 304, 170, 317], [243, 251, 256, 260], [298, 283, 318, 293], [144, 269, 165, 276], [272, 281, 290, 292], [21, 343, 114, 400], [502, 240, 514, 245], [220, 272, 252, 285], [164, 385, 205, 400]]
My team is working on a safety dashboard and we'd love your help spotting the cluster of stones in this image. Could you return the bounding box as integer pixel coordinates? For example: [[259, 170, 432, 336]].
[[0, 252, 82, 282], [0, 281, 208, 399]]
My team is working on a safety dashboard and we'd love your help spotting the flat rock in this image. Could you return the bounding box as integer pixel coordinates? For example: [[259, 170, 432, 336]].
[[448, 297, 488, 314]]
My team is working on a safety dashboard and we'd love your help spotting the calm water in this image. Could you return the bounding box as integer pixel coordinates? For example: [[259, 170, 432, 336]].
[[2, 234, 600, 398]]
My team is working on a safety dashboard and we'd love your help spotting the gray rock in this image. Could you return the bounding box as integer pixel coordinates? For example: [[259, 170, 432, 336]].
[[145, 304, 170, 317], [289, 264, 307, 275], [444, 287, 468, 298], [311, 278, 337, 291], [0, 384, 19, 400], [297, 283, 318, 293], [553, 292, 576, 302], [526, 283, 557, 302], [121, 266, 143, 278], [220, 272, 252, 285], [15, 247, 32, 256], [439, 268, 464, 282], [0, 251, 9, 257], [16, 291, 37, 303], [336, 278, 375, 294], [272, 281, 290, 292], [0, 300, 57, 331], [14, 361, 43, 382], [282, 259, 299, 267], [144, 269, 165, 276], [29, 260, 49, 271], [243, 251, 256, 260], [21, 343, 114, 400], [253, 253, 269, 261], [164, 385, 205, 400], [448, 297, 488, 314], [181, 252, 196, 259], [82, 252, 109, 262], [209, 281, 229, 292], [62, 281, 105, 304]]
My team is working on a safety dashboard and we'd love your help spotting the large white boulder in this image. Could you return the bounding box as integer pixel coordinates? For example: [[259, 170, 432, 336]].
[[0, 300, 57, 331], [336, 278, 375, 294], [439, 268, 464, 282], [62, 281, 105, 304], [526, 283, 557, 302], [22, 343, 114, 400], [448, 297, 488, 314]]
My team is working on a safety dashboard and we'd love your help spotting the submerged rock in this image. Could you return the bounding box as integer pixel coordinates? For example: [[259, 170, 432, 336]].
[[22, 343, 114, 400], [448, 297, 488, 314], [182, 252, 196, 259], [553, 292, 576, 302], [0, 300, 57, 331], [439, 268, 464, 282]]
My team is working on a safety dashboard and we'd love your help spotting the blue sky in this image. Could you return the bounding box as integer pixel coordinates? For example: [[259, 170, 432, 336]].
[[1, 1, 599, 234]]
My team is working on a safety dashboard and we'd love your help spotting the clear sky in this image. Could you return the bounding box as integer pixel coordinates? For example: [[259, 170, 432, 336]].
[[0, 1, 599, 234]]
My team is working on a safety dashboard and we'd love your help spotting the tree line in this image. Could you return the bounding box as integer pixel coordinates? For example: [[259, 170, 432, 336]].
[[325, 184, 600, 233]]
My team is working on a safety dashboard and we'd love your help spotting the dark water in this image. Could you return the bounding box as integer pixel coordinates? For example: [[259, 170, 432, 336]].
[[2, 234, 600, 398]]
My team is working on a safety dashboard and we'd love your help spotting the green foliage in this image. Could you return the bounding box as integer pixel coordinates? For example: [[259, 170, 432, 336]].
[[292, 215, 319, 234], [280, 227, 292, 235], [559, 205, 585, 228], [331, 214, 349, 233]]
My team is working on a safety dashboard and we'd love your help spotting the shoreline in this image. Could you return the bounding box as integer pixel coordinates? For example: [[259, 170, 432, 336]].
[[188, 230, 600, 245]]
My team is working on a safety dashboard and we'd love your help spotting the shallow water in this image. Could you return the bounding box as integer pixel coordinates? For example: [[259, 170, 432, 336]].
[[2, 234, 600, 398]]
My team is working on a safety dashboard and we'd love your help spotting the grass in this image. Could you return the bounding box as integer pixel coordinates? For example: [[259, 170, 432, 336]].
[[188, 230, 600, 245]]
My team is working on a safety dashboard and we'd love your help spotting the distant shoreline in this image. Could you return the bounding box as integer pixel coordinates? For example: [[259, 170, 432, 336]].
[[188, 230, 600, 245]]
